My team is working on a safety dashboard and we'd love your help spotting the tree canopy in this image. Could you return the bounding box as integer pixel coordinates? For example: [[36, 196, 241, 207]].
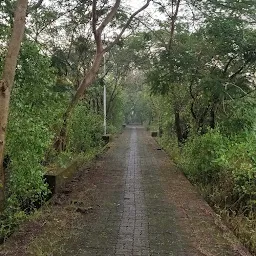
[[1, 0, 256, 253]]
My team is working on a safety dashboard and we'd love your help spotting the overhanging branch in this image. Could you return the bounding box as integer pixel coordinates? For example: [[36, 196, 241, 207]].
[[92, 0, 97, 36], [168, 0, 181, 50], [29, 0, 44, 11], [104, 0, 152, 52], [97, 0, 121, 35]]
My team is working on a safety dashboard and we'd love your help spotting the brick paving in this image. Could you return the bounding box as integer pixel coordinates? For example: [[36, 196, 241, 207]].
[[0, 125, 251, 256], [113, 126, 250, 256], [115, 128, 150, 255]]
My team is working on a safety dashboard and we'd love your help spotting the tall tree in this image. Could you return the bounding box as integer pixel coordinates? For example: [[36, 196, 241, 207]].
[[55, 0, 152, 151], [0, 0, 29, 211]]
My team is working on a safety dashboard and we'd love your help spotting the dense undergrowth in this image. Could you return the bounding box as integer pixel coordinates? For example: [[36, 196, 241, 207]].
[[0, 41, 123, 242], [159, 129, 256, 253], [143, 7, 256, 252]]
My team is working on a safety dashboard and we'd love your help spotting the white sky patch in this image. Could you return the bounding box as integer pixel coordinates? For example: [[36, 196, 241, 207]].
[[122, 0, 162, 19]]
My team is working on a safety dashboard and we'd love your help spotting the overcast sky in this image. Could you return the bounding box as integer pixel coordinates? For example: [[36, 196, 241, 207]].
[[126, 0, 152, 8], [124, 0, 155, 12], [122, 0, 162, 24], [43, 0, 157, 17]]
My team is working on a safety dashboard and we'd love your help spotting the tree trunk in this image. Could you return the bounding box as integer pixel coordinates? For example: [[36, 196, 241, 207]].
[[54, 52, 104, 151], [0, 0, 28, 211], [210, 106, 215, 129], [54, 0, 151, 151], [174, 106, 183, 145]]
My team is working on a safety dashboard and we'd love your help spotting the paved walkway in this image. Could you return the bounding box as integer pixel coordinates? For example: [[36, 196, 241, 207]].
[[115, 129, 150, 255], [0, 126, 251, 256]]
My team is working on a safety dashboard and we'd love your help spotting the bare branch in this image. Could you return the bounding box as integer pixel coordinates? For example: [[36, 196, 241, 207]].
[[230, 82, 249, 95], [153, 0, 173, 19], [92, 0, 97, 36], [189, 80, 196, 100], [229, 59, 251, 80], [105, 0, 152, 52], [133, 15, 166, 47], [168, 0, 181, 50], [60, 0, 152, 129], [97, 0, 121, 35], [190, 101, 197, 121], [93, 0, 122, 53], [29, 0, 44, 11], [223, 56, 236, 74]]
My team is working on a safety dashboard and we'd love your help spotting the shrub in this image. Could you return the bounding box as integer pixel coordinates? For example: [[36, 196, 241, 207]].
[[67, 104, 103, 153], [1, 41, 66, 239], [224, 136, 256, 210], [179, 129, 227, 184], [5, 41, 65, 211], [178, 129, 256, 211]]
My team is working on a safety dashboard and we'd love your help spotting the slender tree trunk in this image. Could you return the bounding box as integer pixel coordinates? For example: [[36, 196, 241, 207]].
[[96, 97, 100, 113], [54, 0, 151, 151], [168, 0, 181, 49], [174, 106, 183, 145], [70, 52, 105, 111], [210, 106, 215, 129], [54, 52, 104, 151], [0, 0, 28, 211]]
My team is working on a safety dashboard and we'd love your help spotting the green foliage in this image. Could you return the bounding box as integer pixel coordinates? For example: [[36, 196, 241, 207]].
[[205, 17, 244, 54], [224, 136, 256, 206], [0, 208, 27, 240], [0, 41, 69, 239], [178, 129, 256, 211], [218, 98, 256, 136], [122, 80, 153, 125], [1, 41, 111, 240], [180, 129, 227, 184], [67, 104, 103, 153], [107, 97, 124, 134], [5, 41, 64, 211], [1, 0, 256, 251]]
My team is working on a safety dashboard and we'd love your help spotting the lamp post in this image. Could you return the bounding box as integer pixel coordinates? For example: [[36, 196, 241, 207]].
[[103, 53, 107, 136]]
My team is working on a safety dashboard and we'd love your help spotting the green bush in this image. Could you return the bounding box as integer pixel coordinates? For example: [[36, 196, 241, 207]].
[[224, 136, 256, 209], [0, 41, 68, 239], [179, 129, 227, 184], [178, 129, 256, 211], [67, 104, 103, 153], [5, 41, 66, 211]]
